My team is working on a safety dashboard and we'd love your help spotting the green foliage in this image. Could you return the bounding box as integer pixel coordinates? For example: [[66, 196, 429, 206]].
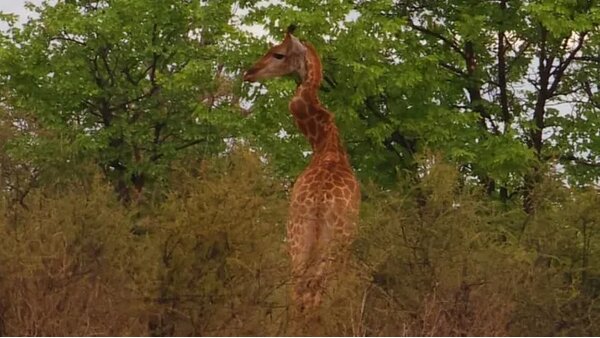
[[3, 0, 600, 205], [239, 0, 600, 204], [0, 0, 245, 200]]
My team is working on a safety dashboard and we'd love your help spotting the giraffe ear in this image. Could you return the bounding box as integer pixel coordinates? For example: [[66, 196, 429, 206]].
[[286, 35, 306, 55], [284, 25, 305, 56]]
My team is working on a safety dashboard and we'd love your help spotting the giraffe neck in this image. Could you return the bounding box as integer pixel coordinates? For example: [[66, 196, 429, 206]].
[[289, 42, 348, 163], [297, 42, 322, 92]]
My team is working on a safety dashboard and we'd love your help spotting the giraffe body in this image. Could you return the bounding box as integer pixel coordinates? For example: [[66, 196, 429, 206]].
[[244, 27, 360, 312]]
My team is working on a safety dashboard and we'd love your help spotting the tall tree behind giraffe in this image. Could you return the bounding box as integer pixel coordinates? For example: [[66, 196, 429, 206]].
[[243, 25, 360, 312], [241, 1, 600, 214]]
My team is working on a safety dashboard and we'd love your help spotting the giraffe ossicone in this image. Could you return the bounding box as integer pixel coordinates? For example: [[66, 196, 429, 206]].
[[243, 26, 360, 312]]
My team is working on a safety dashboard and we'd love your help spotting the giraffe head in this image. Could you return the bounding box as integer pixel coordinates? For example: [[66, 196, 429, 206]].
[[243, 25, 307, 82]]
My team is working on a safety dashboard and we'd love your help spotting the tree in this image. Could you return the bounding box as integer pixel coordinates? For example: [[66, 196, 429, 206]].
[[0, 0, 244, 202], [240, 0, 600, 212]]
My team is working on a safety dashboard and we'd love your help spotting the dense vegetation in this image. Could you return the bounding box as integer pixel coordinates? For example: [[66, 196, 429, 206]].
[[0, 0, 599, 335]]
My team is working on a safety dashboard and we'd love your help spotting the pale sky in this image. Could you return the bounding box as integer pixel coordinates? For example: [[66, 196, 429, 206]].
[[0, 0, 48, 29], [0, 0, 268, 36], [0, 0, 45, 19]]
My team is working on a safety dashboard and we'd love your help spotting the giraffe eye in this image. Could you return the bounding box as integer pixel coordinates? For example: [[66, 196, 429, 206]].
[[273, 53, 285, 59]]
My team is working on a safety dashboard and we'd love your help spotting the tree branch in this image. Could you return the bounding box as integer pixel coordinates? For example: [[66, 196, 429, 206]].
[[559, 154, 600, 168], [407, 20, 467, 59], [51, 34, 86, 46], [497, 0, 511, 130], [99, 45, 116, 86], [582, 81, 600, 109], [548, 32, 587, 96], [439, 62, 468, 78], [574, 55, 600, 63]]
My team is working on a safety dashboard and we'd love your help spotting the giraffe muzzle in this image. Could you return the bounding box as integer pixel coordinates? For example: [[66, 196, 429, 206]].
[[243, 69, 258, 82]]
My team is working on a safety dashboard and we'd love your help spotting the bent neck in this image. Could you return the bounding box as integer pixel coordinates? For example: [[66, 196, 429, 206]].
[[289, 43, 348, 163], [296, 42, 322, 99]]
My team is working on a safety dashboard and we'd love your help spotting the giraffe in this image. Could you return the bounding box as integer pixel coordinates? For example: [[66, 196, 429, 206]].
[[243, 25, 360, 313]]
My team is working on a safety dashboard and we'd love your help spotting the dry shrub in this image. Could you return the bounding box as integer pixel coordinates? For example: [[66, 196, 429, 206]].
[[353, 155, 526, 336], [0, 149, 290, 336], [1, 149, 599, 336], [134, 149, 290, 336], [510, 176, 600, 336], [0, 176, 148, 336]]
